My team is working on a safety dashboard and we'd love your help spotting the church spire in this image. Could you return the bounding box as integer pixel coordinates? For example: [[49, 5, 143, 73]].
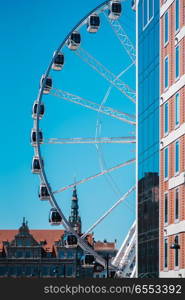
[[69, 185, 81, 234]]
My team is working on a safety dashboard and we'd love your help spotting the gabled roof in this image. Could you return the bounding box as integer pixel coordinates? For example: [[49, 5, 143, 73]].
[[0, 230, 94, 253], [0, 230, 65, 252]]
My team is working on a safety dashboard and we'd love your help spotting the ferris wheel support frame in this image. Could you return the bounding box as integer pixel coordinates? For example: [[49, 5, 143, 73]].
[[34, 0, 133, 268]]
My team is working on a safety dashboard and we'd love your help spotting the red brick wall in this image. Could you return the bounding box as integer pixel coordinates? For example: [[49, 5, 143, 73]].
[[160, 0, 185, 273]]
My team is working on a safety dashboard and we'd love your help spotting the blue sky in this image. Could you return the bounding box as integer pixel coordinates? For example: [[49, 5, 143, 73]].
[[0, 0, 135, 247]]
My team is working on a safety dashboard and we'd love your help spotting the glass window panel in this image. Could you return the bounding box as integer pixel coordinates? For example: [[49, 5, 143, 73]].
[[67, 250, 74, 258], [164, 239, 168, 268], [164, 102, 168, 134], [59, 250, 66, 258], [175, 45, 180, 79], [175, 189, 179, 220], [175, 141, 179, 173], [164, 57, 169, 89], [16, 266, 23, 276], [58, 265, 65, 276], [149, 0, 153, 20], [25, 266, 32, 276], [25, 239, 31, 246], [175, 0, 180, 31], [0, 266, 7, 276], [41, 266, 49, 276], [175, 93, 180, 126], [175, 235, 179, 267], [25, 251, 31, 258], [143, 0, 148, 27], [164, 12, 168, 44], [16, 251, 23, 258], [164, 193, 168, 223], [164, 147, 168, 179], [9, 266, 16, 276], [16, 239, 22, 247], [66, 264, 73, 277]]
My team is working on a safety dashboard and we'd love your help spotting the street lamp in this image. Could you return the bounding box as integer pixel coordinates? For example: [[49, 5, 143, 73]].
[[170, 236, 180, 250]]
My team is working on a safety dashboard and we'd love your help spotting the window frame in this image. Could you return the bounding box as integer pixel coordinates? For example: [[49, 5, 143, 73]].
[[164, 238, 168, 269], [174, 188, 180, 222], [164, 11, 169, 46], [174, 235, 180, 269], [164, 101, 169, 135], [175, 140, 180, 175], [175, 44, 180, 80], [175, 0, 180, 33], [175, 93, 180, 128], [164, 192, 168, 225], [143, 0, 154, 30], [164, 55, 169, 90], [164, 147, 169, 180]]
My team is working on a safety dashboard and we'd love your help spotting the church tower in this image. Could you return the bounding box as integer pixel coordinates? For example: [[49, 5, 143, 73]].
[[69, 186, 82, 234]]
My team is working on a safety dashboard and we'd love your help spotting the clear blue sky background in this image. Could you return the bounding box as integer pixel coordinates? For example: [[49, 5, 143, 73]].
[[0, 0, 135, 247]]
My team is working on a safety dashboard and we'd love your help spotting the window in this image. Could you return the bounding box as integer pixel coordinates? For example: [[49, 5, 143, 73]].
[[25, 239, 31, 247], [175, 140, 180, 174], [16, 239, 22, 247], [41, 266, 49, 276], [59, 250, 66, 258], [164, 11, 169, 45], [164, 147, 168, 179], [9, 266, 16, 276], [25, 250, 31, 258], [25, 266, 32, 276], [175, 93, 180, 126], [164, 193, 168, 224], [58, 265, 65, 277], [164, 238, 168, 268], [16, 251, 23, 258], [143, 0, 154, 29], [16, 266, 23, 276], [50, 266, 58, 276], [143, 0, 147, 27], [148, 0, 153, 20], [164, 56, 169, 89], [175, 189, 179, 220], [174, 235, 179, 268], [175, 0, 180, 32], [67, 250, 74, 258], [164, 102, 168, 134], [175, 45, 180, 79], [66, 264, 73, 277], [0, 266, 7, 276]]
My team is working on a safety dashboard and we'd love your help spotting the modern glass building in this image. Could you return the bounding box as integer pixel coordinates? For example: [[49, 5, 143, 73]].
[[137, 0, 160, 277]]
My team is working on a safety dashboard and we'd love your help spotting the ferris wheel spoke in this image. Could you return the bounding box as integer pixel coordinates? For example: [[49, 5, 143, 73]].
[[53, 158, 135, 194], [74, 47, 136, 103], [45, 136, 135, 145], [50, 87, 136, 125], [81, 185, 136, 238], [104, 13, 136, 63]]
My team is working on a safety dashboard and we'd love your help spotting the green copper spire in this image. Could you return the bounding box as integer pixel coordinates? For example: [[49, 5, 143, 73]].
[[69, 186, 81, 234]]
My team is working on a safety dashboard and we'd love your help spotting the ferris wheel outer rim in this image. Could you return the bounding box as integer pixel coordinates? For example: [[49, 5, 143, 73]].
[[34, 0, 127, 268]]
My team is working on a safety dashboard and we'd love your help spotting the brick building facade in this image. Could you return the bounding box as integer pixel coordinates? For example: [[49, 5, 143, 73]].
[[160, 0, 185, 278]]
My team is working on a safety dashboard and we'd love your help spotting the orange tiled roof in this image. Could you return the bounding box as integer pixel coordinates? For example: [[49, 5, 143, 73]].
[[0, 230, 64, 252], [94, 241, 116, 251]]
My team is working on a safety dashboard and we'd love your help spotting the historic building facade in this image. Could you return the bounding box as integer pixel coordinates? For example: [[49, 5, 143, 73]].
[[0, 187, 117, 278], [159, 0, 185, 278]]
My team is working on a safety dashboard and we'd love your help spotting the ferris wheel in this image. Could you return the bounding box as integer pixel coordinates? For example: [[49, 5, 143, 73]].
[[31, 0, 136, 270]]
